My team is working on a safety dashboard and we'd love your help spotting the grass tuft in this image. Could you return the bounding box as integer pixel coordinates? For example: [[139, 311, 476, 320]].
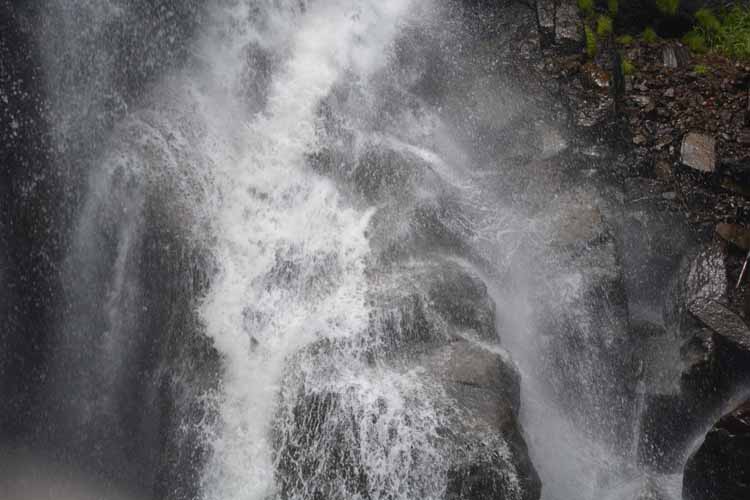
[[578, 0, 594, 16], [682, 30, 707, 53], [655, 0, 680, 16], [596, 16, 614, 38], [585, 25, 598, 58], [616, 34, 634, 45], [621, 58, 635, 76], [608, 0, 619, 17], [693, 64, 710, 75], [642, 26, 658, 43]]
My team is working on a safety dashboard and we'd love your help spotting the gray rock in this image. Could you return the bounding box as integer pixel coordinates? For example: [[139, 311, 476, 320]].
[[680, 133, 716, 173], [536, 0, 555, 48], [554, 0, 582, 51], [274, 339, 541, 500], [683, 244, 728, 325], [366, 259, 498, 356], [662, 242, 727, 335], [662, 44, 690, 69], [692, 301, 750, 351], [683, 399, 750, 500], [422, 341, 541, 500], [530, 185, 633, 445]]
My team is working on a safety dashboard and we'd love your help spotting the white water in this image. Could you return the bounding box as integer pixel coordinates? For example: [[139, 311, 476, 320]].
[[193, 2, 419, 498]]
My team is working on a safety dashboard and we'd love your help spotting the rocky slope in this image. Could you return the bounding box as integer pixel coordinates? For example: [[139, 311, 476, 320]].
[[531, 0, 750, 497]]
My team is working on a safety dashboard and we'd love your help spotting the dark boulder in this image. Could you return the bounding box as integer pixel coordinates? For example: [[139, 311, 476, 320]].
[[365, 258, 498, 357], [683, 399, 750, 500], [639, 242, 750, 470], [274, 339, 541, 500]]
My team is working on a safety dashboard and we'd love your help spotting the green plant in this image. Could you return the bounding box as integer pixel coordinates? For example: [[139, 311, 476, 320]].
[[596, 15, 614, 38], [716, 6, 750, 59], [681, 5, 750, 59], [621, 58, 635, 75], [616, 34, 634, 45], [585, 25, 598, 58], [693, 64, 710, 74], [695, 8, 721, 32], [694, 8, 722, 47], [608, 0, 619, 16], [578, 0, 594, 16], [655, 0, 680, 16], [682, 30, 708, 53], [642, 26, 658, 43]]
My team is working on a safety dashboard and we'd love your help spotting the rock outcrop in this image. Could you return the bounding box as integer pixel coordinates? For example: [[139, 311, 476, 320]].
[[274, 336, 540, 500], [683, 399, 750, 500]]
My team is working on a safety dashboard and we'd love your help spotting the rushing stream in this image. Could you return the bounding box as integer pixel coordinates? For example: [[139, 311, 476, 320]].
[[1, 1, 718, 499]]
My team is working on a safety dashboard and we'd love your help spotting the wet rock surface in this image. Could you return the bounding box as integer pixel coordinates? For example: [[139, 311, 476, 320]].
[[683, 399, 750, 500], [531, 0, 750, 490]]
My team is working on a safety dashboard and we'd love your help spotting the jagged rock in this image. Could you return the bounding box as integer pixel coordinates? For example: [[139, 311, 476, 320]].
[[662, 44, 689, 69], [575, 95, 614, 129], [422, 341, 541, 500], [683, 399, 750, 500], [715, 223, 750, 250], [535, 0, 555, 48], [622, 178, 696, 316], [554, 0, 582, 52], [680, 133, 716, 173], [529, 185, 633, 445], [718, 157, 750, 181], [664, 243, 727, 333], [275, 339, 541, 500], [692, 301, 750, 351], [366, 259, 498, 355], [641, 242, 750, 470], [581, 63, 610, 89]]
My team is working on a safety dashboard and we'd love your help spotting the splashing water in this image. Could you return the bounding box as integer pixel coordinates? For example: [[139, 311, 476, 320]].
[[195, 2, 418, 498]]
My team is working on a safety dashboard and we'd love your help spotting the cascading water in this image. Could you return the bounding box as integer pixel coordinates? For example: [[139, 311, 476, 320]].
[[184, 2, 452, 498], [3, 1, 719, 500]]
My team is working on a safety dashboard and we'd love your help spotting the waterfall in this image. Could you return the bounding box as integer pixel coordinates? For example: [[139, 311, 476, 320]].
[[3, 1, 710, 500]]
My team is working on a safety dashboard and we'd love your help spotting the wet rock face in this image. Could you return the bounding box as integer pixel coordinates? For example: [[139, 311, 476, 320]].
[[535, 0, 582, 52], [638, 241, 750, 471], [275, 338, 541, 500], [683, 399, 750, 500]]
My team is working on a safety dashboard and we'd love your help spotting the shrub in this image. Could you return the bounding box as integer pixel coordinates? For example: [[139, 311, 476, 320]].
[[655, 0, 680, 16], [616, 34, 634, 45], [608, 0, 619, 17], [693, 8, 722, 48], [693, 64, 709, 74], [585, 25, 598, 58], [717, 6, 750, 59], [683, 30, 708, 53], [695, 8, 721, 33], [597, 16, 614, 38], [578, 0, 594, 16], [621, 58, 635, 75], [642, 27, 658, 43]]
